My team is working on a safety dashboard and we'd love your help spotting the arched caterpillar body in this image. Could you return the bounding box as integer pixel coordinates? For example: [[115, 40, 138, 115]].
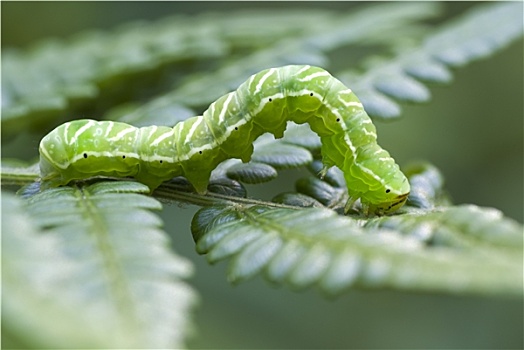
[[39, 65, 410, 215]]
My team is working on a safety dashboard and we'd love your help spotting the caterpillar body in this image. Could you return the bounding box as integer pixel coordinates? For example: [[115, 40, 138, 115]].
[[39, 65, 410, 215]]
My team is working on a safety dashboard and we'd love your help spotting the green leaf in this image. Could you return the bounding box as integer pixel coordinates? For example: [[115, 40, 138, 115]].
[[2, 182, 197, 348], [295, 177, 347, 211], [2, 8, 341, 134], [192, 205, 522, 297], [3, 192, 115, 348], [207, 176, 247, 198], [272, 192, 325, 209], [226, 161, 278, 184], [0, 160, 40, 186], [280, 123, 322, 150], [365, 205, 523, 250], [106, 100, 196, 128], [98, 2, 441, 123], [340, 2, 524, 120], [403, 162, 451, 209], [251, 136, 313, 169]]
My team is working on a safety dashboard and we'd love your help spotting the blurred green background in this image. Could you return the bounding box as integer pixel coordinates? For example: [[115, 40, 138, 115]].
[[3, 2, 523, 348]]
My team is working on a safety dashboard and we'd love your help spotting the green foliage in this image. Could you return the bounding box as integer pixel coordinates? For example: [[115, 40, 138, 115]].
[[339, 1, 524, 119], [2, 183, 196, 349], [191, 162, 522, 297], [0, 159, 40, 186], [192, 204, 521, 296], [2, 2, 523, 348], [2, 2, 442, 135]]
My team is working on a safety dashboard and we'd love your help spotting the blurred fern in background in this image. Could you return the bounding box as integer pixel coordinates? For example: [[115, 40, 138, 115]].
[[2, 2, 523, 349]]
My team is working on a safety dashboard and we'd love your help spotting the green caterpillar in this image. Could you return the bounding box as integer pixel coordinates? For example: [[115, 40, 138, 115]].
[[39, 65, 410, 215]]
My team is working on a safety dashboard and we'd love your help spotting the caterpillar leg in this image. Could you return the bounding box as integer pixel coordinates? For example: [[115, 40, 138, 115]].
[[318, 165, 330, 179], [240, 144, 254, 163], [343, 196, 357, 214], [361, 203, 370, 217]]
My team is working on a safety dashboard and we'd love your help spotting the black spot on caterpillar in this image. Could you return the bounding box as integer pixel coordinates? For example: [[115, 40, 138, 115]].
[[39, 65, 410, 215]]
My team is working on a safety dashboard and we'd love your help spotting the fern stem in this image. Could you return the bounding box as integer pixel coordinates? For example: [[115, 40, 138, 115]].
[[75, 185, 141, 334], [153, 183, 304, 210]]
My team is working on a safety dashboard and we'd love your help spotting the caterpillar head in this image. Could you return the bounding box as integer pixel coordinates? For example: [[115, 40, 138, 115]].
[[366, 192, 410, 215], [362, 175, 410, 215]]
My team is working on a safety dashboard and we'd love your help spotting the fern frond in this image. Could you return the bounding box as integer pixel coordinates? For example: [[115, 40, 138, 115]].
[[0, 160, 39, 186], [366, 205, 523, 251], [339, 2, 523, 119], [109, 3, 440, 124], [225, 161, 279, 185], [192, 205, 522, 297], [403, 162, 452, 209], [3, 192, 114, 348], [2, 182, 197, 348], [2, 9, 344, 133], [251, 134, 313, 168]]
